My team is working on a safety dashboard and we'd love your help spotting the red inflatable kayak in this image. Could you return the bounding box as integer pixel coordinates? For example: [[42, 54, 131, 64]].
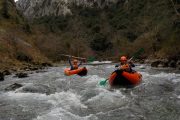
[[64, 67, 87, 76], [109, 70, 142, 87]]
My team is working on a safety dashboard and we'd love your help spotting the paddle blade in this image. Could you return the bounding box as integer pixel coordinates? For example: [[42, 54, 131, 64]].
[[99, 79, 108, 86]]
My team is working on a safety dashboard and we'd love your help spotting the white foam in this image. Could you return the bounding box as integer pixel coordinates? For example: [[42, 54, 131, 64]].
[[138, 65, 146, 69], [106, 65, 115, 69], [3, 90, 87, 110], [48, 91, 87, 109], [85, 75, 104, 84], [172, 78, 180, 83], [4, 92, 48, 101], [140, 72, 150, 77], [151, 72, 178, 81], [85, 88, 127, 108], [34, 108, 98, 120]]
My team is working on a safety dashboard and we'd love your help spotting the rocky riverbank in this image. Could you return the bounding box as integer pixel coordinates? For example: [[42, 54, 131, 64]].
[[149, 57, 180, 70], [1, 57, 180, 82], [0, 62, 53, 81]]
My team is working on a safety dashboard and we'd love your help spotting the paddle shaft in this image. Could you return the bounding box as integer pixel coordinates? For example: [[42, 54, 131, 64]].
[[60, 54, 86, 60]]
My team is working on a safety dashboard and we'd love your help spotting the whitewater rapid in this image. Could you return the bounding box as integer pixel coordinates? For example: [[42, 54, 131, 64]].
[[0, 64, 180, 120]]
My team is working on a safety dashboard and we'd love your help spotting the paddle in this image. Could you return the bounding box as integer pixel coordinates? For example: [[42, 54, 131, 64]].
[[99, 48, 144, 86], [128, 48, 144, 62], [60, 54, 86, 62], [60, 54, 86, 60], [99, 78, 108, 86]]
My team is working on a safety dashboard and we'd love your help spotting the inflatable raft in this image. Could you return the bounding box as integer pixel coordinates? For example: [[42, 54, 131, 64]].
[[64, 67, 87, 76], [109, 70, 142, 87]]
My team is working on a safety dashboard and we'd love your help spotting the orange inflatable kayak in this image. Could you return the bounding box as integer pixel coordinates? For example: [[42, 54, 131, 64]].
[[109, 70, 142, 87], [64, 67, 87, 76]]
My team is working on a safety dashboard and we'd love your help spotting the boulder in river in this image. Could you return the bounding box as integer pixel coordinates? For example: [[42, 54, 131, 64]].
[[2, 70, 11, 75], [177, 60, 180, 70], [20, 84, 53, 95], [0, 72, 4, 81], [168, 60, 176, 68], [5, 83, 23, 91], [15, 72, 28, 78], [151, 59, 175, 68], [41, 62, 53, 67], [151, 60, 162, 67]]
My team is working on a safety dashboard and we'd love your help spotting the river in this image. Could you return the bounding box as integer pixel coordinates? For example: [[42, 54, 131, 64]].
[[0, 64, 180, 120]]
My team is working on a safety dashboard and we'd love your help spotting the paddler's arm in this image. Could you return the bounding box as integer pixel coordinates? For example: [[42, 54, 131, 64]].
[[68, 57, 74, 70], [78, 60, 82, 67]]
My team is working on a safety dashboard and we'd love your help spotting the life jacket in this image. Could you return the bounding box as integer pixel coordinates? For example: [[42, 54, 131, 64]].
[[73, 65, 78, 70], [120, 64, 131, 72]]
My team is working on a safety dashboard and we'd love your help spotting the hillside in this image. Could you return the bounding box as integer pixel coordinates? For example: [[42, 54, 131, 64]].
[[0, 0, 49, 71], [15, 0, 180, 61]]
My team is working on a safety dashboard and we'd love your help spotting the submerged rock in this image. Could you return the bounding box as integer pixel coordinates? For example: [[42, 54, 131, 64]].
[[151, 59, 179, 68], [151, 60, 161, 67], [41, 62, 53, 67], [20, 84, 53, 95], [168, 60, 176, 68], [5, 83, 23, 91], [2, 70, 11, 75], [15, 72, 28, 78]]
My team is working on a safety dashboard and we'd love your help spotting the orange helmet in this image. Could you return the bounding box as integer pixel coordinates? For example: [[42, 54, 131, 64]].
[[120, 56, 127, 61], [73, 59, 78, 63]]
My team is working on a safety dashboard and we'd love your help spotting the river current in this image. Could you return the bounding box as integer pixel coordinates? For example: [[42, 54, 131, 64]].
[[0, 64, 180, 120]]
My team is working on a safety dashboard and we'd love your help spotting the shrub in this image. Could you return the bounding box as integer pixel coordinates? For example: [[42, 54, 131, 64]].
[[16, 51, 32, 62], [90, 33, 113, 52]]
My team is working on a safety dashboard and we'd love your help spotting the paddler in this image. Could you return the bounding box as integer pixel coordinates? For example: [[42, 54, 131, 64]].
[[115, 56, 135, 73], [69, 57, 82, 70]]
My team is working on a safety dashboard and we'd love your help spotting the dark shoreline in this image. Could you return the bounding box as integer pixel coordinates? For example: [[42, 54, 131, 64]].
[[1, 58, 180, 81], [0, 62, 53, 81]]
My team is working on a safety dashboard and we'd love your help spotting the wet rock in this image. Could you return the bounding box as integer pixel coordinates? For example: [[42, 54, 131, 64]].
[[139, 59, 145, 64], [15, 73, 28, 78], [41, 62, 53, 67], [22, 65, 40, 71], [162, 60, 169, 67], [5, 83, 23, 91], [177, 60, 180, 65], [2, 70, 11, 75], [20, 84, 53, 95], [168, 60, 176, 68], [35, 70, 47, 73], [158, 63, 164, 67], [0, 72, 4, 81], [30, 67, 39, 71], [176, 60, 180, 69], [151, 60, 161, 67], [151, 59, 169, 68], [139, 65, 146, 69]]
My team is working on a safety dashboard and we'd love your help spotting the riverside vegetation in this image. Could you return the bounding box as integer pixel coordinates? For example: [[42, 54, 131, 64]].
[[0, 0, 180, 74]]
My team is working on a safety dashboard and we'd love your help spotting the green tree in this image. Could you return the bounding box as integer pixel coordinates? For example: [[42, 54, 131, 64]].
[[90, 33, 113, 52]]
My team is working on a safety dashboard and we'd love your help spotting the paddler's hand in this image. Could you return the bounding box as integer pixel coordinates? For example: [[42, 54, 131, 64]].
[[120, 64, 130, 70]]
